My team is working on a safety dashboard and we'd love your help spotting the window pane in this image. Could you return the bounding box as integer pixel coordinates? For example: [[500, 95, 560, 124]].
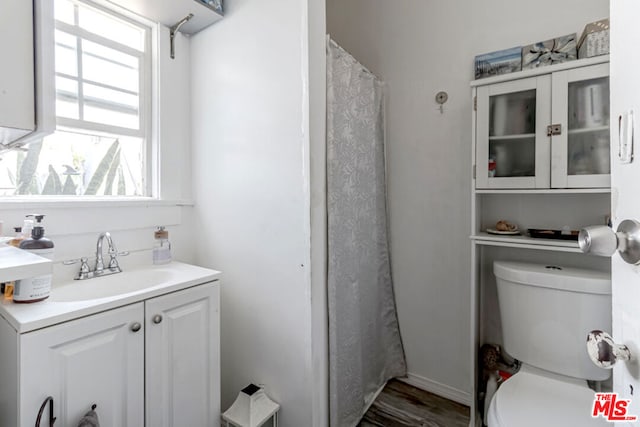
[[0, 131, 146, 196], [84, 104, 139, 130], [78, 6, 145, 51], [82, 41, 140, 92], [54, 0, 75, 25], [83, 84, 140, 130], [56, 76, 79, 119], [55, 30, 78, 77], [84, 84, 138, 112], [83, 40, 139, 70]]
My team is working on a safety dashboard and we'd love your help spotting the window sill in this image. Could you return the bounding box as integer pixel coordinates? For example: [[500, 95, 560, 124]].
[[0, 197, 194, 210]]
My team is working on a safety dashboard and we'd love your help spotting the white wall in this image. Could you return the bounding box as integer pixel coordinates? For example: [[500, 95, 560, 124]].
[[190, 0, 323, 425], [327, 0, 608, 402]]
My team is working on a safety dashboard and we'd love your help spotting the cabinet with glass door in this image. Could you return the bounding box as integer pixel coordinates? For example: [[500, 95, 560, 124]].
[[474, 58, 610, 189]]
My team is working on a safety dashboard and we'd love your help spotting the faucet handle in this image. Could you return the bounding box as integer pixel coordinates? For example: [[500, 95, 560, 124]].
[[65, 257, 91, 280], [63, 256, 90, 270], [79, 257, 90, 273], [107, 251, 128, 271]]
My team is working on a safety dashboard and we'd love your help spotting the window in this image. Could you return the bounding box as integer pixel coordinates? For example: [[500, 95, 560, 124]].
[[0, 0, 152, 196]]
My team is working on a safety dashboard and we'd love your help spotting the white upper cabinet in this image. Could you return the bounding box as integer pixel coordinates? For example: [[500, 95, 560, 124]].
[[108, 0, 223, 34], [474, 58, 610, 190], [0, 0, 36, 145], [0, 0, 55, 151]]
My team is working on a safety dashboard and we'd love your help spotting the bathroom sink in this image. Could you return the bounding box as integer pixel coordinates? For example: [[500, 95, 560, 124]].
[[50, 268, 176, 302], [0, 261, 220, 333]]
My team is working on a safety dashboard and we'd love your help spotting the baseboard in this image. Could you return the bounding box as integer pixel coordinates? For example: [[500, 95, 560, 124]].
[[400, 373, 471, 407]]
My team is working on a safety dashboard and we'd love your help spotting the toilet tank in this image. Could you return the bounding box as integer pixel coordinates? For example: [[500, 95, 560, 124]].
[[493, 261, 611, 381]]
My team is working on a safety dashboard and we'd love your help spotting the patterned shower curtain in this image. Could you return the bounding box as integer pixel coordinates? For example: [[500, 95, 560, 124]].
[[327, 37, 407, 427]]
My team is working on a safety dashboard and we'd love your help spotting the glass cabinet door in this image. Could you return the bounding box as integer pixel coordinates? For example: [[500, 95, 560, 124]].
[[551, 63, 610, 188], [489, 90, 536, 178], [476, 76, 551, 188]]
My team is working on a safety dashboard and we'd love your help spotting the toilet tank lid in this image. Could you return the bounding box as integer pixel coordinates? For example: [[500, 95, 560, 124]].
[[493, 261, 610, 295]]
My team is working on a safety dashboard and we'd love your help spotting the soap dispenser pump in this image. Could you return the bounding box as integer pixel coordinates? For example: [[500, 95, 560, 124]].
[[16, 214, 54, 303]]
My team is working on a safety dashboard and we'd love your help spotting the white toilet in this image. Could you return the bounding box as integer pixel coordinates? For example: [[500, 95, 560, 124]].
[[488, 261, 611, 427]]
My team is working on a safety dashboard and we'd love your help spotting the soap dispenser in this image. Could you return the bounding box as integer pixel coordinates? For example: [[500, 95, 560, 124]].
[[16, 214, 54, 303], [153, 226, 172, 265]]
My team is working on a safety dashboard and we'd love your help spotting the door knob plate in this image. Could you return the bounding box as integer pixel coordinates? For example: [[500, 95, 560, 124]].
[[617, 219, 640, 264]]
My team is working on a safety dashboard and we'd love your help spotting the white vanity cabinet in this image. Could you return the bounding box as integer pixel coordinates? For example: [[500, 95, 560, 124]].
[[0, 281, 220, 427], [474, 57, 610, 189]]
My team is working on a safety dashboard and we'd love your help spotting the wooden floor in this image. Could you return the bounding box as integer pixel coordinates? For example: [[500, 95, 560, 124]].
[[358, 379, 470, 427]]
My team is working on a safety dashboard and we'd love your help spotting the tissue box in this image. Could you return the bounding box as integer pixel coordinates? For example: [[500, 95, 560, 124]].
[[578, 19, 610, 59]]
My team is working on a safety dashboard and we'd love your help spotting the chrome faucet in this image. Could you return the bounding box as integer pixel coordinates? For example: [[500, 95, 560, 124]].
[[95, 232, 121, 275], [64, 232, 128, 280]]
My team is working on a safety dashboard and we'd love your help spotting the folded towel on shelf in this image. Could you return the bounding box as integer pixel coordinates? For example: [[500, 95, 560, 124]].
[[77, 404, 100, 427]]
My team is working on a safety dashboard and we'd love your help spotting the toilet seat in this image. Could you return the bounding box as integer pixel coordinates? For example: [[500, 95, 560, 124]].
[[487, 369, 608, 427]]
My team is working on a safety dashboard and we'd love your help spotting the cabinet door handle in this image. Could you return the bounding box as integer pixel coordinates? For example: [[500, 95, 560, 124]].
[[130, 322, 142, 332], [152, 314, 163, 324]]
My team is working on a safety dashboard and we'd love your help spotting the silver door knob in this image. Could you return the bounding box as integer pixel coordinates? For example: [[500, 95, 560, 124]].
[[152, 314, 163, 324], [587, 330, 632, 369], [579, 219, 640, 264], [130, 322, 142, 332]]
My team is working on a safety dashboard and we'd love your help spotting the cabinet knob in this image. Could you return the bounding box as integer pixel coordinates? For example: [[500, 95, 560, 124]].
[[152, 314, 163, 324], [130, 322, 142, 332], [587, 330, 632, 369]]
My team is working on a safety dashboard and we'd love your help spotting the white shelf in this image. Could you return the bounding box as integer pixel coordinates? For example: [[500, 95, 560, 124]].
[[471, 232, 582, 252], [0, 245, 52, 283], [489, 133, 536, 141], [567, 126, 609, 135], [110, 0, 223, 34], [474, 188, 611, 194]]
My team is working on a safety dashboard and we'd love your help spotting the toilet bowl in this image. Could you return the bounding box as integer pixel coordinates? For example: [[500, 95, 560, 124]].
[[488, 261, 611, 427], [487, 366, 607, 426]]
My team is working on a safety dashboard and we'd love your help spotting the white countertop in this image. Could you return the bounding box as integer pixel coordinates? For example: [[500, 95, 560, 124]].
[[0, 261, 221, 333]]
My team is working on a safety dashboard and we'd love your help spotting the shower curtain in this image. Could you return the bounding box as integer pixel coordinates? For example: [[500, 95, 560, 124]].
[[327, 37, 407, 427]]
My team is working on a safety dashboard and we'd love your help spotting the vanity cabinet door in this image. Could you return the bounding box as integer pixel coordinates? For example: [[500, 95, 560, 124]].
[[19, 303, 144, 427], [145, 281, 220, 427]]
